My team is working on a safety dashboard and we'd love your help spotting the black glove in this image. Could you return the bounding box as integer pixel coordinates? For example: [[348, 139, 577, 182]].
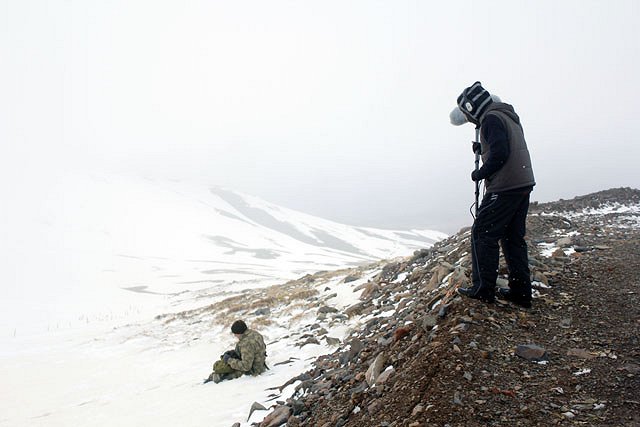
[[472, 142, 481, 155], [471, 170, 483, 182], [222, 353, 231, 364], [223, 350, 239, 360]]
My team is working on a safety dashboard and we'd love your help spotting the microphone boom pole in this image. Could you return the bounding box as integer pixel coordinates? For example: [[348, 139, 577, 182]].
[[474, 127, 480, 217]]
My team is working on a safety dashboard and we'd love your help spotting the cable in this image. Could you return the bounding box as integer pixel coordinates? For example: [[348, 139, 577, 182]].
[[469, 181, 485, 221]]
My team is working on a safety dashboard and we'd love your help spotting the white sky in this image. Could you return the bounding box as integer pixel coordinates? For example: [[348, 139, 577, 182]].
[[2, 0, 639, 233]]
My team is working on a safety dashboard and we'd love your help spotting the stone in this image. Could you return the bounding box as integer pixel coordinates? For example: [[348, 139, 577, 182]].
[[532, 271, 549, 285], [411, 404, 424, 416], [453, 391, 463, 405], [344, 274, 360, 283], [253, 308, 271, 316], [515, 344, 548, 362], [325, 336, 341, 346], [318, 306, 338, 314], [375, 366, 395, 385], [379, 262, 402, 281], [393, 327, 412, 342], [361, 282, 381, 300], [496, 277, 509, 288], [299, 337, 321, 347], [365, 353, 386, 386], [377, 336, 393, 346], [349, 381, 367, 395], [290, 400, 306, 416], [448, 267, 468, 288], [346, 339, 364, 362], [409, 268, 428, 283], [367, 401, 381, 415], [559, 318, 572, 329], [458, 316, 474, 323], [557, 237, 573, 247], [451, 323, 469, 333], [438, 304, 450, 319], [567, 348, 596, 359], [345, 302, 366, 317], [248, 402, 268, 421], [260, 405, 291, 427], [593, 245, 611, 250], [422, 315, 438, 331]]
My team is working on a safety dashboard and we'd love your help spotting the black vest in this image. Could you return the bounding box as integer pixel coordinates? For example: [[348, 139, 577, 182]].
[[480, 104, 535, 193]]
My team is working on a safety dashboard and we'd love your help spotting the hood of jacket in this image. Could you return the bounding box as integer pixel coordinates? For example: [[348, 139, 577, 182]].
[[482, 102, 520, 125]]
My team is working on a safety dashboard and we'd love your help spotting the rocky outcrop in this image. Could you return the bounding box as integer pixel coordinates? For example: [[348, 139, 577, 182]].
[[252, 188, 640, 427]]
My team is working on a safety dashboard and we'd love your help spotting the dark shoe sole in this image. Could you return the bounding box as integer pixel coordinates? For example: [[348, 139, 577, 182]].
[[496, 289, 532, 308], [457, 287, 495, 304]]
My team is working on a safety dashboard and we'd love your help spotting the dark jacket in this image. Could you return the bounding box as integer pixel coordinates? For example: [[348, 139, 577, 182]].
[[478, 103, 535, 193]]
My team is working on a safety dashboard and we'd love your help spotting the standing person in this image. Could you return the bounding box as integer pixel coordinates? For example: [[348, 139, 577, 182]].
[[205, 320, 267, 384], [450, 82, 536, 308]]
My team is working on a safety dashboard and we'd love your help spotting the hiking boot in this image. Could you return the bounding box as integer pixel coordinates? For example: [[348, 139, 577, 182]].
[[457, 286, 495, 303], [496, 288, 532, 308], [212, 373, 224, 384]]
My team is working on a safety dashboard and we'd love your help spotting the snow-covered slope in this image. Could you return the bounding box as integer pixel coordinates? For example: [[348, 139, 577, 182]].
[[0, 172, 445, 337], [0, 264, 387, 427], [0, 172, 445, 427]]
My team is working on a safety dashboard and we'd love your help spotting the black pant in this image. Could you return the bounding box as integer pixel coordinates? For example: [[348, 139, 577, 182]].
[[471, 189, 532, 297]]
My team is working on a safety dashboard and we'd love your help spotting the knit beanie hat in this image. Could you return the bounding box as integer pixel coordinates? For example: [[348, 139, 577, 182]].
[[231, 320, 247, 334], [455, 81, 493, 125]]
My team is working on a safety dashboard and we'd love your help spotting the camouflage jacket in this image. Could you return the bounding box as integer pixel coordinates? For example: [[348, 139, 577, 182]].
[[226, 329, 267, 375]]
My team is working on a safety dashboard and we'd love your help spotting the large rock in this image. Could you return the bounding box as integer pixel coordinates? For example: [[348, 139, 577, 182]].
[[343, 274, 360, 283], [344, 338, 363, 363], [375, 366, 395, 385], [422, 315, 438, 331], [408, 267, 428, 284], [317, 306, 338, 314], [447, 266, 468, 288], [365, 353, 386, 386], [360, 282, 381, 300], [324, 336, 341, 346], [532, 271, 549, 285], [515, 344, 548, 361], [260, 405, 291, 427], [248, 402, 267, 421], [427, 262, 455, 290], [557, 236, 573, 248], [345, 302, 366, 317]]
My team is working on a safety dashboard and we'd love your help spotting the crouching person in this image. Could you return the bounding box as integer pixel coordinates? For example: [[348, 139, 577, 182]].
[[205, 320, 267, 384]]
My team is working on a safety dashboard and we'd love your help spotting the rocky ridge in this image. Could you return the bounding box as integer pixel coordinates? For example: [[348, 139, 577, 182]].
[[253, 188, 640, 427]]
